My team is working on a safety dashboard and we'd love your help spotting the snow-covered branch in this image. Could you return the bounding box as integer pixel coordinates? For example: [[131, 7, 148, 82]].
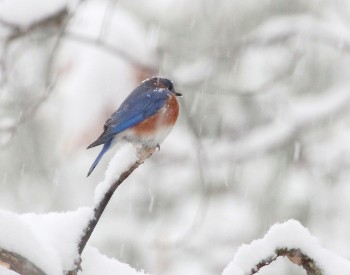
[[0, 144, 156, 275], [0, 249, 45, 275], [223, 220, 350, 275], [248, 248, 322, 275], [68, 144, 156, 274]]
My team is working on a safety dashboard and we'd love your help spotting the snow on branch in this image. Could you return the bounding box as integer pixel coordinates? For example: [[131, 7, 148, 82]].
[[68, 144, 156, 274], [222, 220, 350, 275], [0, 144, 156, 274], [0, 210, 153, 275], [81, 246, 151, 275], [0, 207, 93, 275]]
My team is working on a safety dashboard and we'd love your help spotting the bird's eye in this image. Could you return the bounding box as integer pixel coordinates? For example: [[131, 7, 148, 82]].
[[168, 84, 173, 91]]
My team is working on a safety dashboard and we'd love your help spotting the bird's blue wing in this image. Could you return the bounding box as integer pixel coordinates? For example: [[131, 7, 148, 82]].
[[87, 87, 170, 148]]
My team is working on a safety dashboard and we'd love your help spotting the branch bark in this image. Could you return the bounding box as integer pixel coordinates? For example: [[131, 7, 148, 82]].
[[250, 248, 323, 275], [0, 249, 46, 275], [66, 147, 157, 275]]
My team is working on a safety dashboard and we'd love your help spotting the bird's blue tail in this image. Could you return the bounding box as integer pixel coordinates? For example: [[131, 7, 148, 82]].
[[87, 139, 112, 177]]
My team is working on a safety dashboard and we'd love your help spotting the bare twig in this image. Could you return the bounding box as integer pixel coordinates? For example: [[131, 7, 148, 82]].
[[0, 248, 46, 275], [250, 248, 323, 275], [5, 6, 69, 42], [64, 31, 157, 73], [0, 4, 68, 88]]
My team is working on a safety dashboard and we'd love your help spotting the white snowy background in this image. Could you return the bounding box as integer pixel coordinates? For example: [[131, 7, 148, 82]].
[[1, 0, 350, 274]]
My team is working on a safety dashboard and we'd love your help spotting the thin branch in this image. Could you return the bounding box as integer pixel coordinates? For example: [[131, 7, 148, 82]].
[[0, 74, 60, 149], [77, 160, 143, 255], [5, 6, 69, 42], [0, 4, 68, 89], [250, 254, 277, 274], [182, 49, 301, 98], [0, 248, 46, 275], [67, 147, 157, 275], [250, 248, 323, 275], [64, 31, 157, 72], [0, 18, 19, 30]]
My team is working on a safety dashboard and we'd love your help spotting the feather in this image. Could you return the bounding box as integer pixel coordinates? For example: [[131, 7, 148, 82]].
[[87, 139, 112, 176]]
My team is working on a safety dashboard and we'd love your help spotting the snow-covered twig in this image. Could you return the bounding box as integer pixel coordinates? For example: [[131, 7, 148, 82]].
[[223, 220, 350, 275], [67, 144, 156, 275], [0, 144, 155, 275], [249, 248, 322, 275]]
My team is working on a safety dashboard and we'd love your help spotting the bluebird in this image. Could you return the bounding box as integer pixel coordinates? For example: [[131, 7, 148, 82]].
[[87, 77, 182, 176]]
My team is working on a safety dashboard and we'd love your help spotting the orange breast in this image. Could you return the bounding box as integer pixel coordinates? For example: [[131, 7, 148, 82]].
[[132, 95, 179, 136]]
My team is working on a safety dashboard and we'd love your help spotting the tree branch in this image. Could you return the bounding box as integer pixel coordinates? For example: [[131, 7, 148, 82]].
[[250, 248, 323, 275], [64, 32, 157, 73], [0, 248, 46, 275], [67, 146, 157, 275]]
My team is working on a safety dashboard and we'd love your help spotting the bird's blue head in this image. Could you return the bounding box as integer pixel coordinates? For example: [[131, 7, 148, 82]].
[[142, 77, 182, 97]]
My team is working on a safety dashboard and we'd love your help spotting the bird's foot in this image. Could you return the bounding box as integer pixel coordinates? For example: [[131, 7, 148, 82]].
[[137, 145, 157, 163]]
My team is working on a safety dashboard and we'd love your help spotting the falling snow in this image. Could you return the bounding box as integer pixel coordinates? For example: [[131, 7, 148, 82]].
[[1, 0, 350, 275]]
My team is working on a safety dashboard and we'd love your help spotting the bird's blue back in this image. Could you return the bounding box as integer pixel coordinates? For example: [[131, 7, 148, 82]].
[[94, 84, 171, 145]]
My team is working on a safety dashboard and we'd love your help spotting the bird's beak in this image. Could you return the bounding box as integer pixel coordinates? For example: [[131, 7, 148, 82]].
[[174, 91, 182, 97]]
